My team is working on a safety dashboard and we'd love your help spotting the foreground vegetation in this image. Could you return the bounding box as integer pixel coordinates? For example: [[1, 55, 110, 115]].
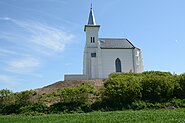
[[1, 71, 185, 115], [0, 109, 185, 123]]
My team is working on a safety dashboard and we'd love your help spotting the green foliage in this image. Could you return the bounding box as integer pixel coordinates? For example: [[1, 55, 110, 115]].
[[173, 74, 185, 99], [0, 89, 13, 105], [142, 71, 173, 77], [141, 75, 174, 102], [54, 84, 96, 103], [0, 104, 22, 115], [19, 103, 48, 115], [50, 101, 89, 113], [104, 75, 142, 108], [50, 84, 96, 113], [14, 90, 37, 105], [0, 89, 12, 97], [2, 71, 185, 114], [170, 98, 185, 108]]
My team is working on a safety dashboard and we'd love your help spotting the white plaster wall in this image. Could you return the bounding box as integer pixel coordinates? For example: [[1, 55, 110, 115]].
[[134, 48, 144, 73], [100, 49, 134, 78], [83, 47, 99, 79], [84, 26, 100, 80], [85, 26, 100, 48], [91, 57, 96, 78]]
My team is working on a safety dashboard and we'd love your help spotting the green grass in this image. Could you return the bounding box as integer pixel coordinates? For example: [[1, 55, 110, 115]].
[[0, 109, 185, 123]]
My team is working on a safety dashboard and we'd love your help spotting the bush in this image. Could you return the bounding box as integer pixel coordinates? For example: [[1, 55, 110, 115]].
[[19, 103, 48, 114], [173, 74, 185, 99], [54, 84, 96, 104], [50, 101, 90, 113], [130, 100, 147, 110], [14, 90, 37, 105], [141, 75, 174, 102], [49, 84, 96, 113], [142, 71, 172, 77], [0, 104, 22, 115], [104, 75, 142, 108], [170, 98, 185, 108], [0, 89, 13, 105]]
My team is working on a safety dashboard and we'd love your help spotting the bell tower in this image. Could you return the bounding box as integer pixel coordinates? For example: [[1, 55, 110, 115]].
[[83, 5, 101, 79], [84, 5, 100, 48]]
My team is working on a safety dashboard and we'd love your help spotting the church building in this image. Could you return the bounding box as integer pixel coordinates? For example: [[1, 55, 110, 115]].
[[65, 6, 144, 80]]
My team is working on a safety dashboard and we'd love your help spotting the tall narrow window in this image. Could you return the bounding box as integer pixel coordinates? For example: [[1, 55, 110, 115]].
[[93, 37, 95, 43], [115, 58, 122, 72], [91, 37, 93, 43]]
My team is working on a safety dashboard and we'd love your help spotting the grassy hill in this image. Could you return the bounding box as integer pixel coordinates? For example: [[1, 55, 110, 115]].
[[1, 71, 185, 115]]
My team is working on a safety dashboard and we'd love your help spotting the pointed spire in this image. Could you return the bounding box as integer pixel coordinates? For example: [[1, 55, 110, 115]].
[[88, 4, 96, 25]]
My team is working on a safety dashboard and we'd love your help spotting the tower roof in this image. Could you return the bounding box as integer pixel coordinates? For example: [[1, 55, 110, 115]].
[[88, 5, 96, 25]]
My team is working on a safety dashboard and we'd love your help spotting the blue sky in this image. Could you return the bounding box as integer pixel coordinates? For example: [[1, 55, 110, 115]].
[[0, 0, 185, 92]]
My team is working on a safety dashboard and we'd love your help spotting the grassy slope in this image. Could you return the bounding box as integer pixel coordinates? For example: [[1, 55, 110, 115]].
[[1, 109, 185, 123]]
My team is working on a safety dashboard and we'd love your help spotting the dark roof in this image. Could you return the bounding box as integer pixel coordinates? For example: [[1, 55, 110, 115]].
[[99, 38, 135, 49]]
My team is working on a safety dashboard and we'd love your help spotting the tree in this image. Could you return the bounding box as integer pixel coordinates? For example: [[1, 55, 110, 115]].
[[0, 89, 13, 105]]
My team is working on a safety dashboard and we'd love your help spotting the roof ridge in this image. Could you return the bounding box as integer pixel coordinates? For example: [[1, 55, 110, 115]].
[[125, 38, 135, 48]]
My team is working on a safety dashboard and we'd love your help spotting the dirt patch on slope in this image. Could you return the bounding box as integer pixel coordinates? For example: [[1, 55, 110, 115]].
[[35, 79, 106, 94]]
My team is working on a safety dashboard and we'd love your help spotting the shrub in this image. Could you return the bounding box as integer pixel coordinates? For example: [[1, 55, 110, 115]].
[[19, 103, 48, 114], [141, 75, 174, 102], [50, 84, 96, 113], [0, 104, 22, 115], [142, 71, 172, 77], [104, 75, 142, 108], [129, 100, 149, 110], [50, 101, 89, 113], [173, 74, 185, 99], [0, 89, 13, 105], [54, 84, 96, 103], [14, 90, 37, 105]]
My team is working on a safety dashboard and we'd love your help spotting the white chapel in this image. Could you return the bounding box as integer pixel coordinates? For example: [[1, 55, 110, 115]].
[[65, 7, 144, 80]]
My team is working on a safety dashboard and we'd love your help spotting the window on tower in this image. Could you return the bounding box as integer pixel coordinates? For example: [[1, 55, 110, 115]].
[[91, 37, 95, 43], [91, 37, 93, 43], [93, 37, 95, 43], [91, 53, 96, 57]]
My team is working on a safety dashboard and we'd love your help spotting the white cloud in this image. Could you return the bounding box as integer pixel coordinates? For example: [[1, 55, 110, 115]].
[[0, 48, 22, 56], [0, 75, 18, 86], [0, 17, 75, 74], [0, 17, 11, 21], [0, 17, 74, 54], [6, 57, 40, 73], [0, 75, 12, 82]]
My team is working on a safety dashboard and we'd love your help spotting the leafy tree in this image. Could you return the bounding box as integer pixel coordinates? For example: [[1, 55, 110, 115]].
[[0, 89, 13, 105], [0, 89, 12, 98]]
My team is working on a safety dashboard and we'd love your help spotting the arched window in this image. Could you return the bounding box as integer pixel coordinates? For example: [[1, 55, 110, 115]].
[[115, 58, 122, 72]]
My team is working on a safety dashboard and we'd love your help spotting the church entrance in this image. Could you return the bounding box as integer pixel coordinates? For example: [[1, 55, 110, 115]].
[[115, 58, 122, 72]]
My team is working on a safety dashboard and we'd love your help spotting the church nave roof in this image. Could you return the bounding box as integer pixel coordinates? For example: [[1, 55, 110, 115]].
[[99, 38, 135, 49]]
